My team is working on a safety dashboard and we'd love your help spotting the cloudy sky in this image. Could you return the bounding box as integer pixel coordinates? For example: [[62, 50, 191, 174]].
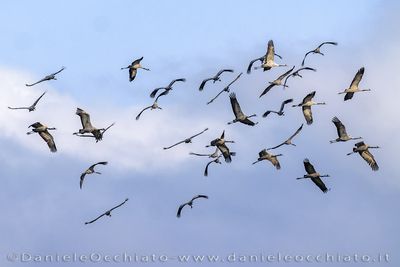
[[0, 0, 399, 266]]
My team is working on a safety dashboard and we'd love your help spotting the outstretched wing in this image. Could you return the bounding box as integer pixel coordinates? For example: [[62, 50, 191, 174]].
[[90, 161, 108, 169], [51, 66, 66, 76], [108, 198, 129, 213], [279, 98, 293, 113], [8, 106, 30, 110], [177, 203, 187, 218], [262, 110, 274, 118], [39, 130, 57, 152], [150, 87, 167, 98], [297, 67, 317, 73], [216, 69, 234, 76], [360, 150, 379, 171], [288, 124, 304, 140], [229, 92, 245, 119], [135, 106, 152, 120], [190, 152, 210, 157], [129, 68, 137, 82], [132, 56, 144, 65], [267, 142, 285, 150], [318, 41, 338, 49], [270, 156, 281, 170], [199, 78, 213, 91], [302, 91, 316, 103], [168, 78, 186, 87], [76, 108, 93, 129], [311, 177, 329, 193], [332, 117, 348, 138], [80, 173, 86, 189], [84, 213, 107, 225], [29, 122, 43, 128], [344, 92, 354, 101], [193, 195, 209, 201], [247, 57, 263, 74], [302, 106, 313, 125], [32, 91, 47, 107], [217, 143, 232, 163], [349, 67, 364, 89], [277, 66, 295, 81], [265, 40, 275, 63], [163, 140, 185, 150], [204, 159, 217, 177], [189, 128, 209, 140], [220, 130, 225, 139], [303, 158, 316, 174], [301, 50, 313, 66], [259, 83, 275, 98]]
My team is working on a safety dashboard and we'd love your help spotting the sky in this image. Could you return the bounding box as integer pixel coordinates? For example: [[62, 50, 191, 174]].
[[0, 0, 399, 266]]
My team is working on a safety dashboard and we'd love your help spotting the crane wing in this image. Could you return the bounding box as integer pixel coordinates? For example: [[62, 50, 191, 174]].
[[32, 91, 47, 107], [279, 98, 293, 113], [302, 91, 316, 103], [302, 106, 313, 125], [217, 143, 232, 163], [247, 57, 263, 74], [265, 40, 275, 63], [39, 130, 57, 152], [349, 67, 364, 89], [135, 106, 152, 120], [332, 117, 348, 138], [303, 158, 316, 174], [360, 150, 379, 171], [229, 92, 245, 119], [76, 108, 93, 129], [311, 177, 329, 193]]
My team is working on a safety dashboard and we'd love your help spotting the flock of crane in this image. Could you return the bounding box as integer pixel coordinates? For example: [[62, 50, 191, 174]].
[[7, 40, 380, 222]]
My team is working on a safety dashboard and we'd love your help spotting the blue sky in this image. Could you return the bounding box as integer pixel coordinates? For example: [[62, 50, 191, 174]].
[[0, 0, 399, 266]]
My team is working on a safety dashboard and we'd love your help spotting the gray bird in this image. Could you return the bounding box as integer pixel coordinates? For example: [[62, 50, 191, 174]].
[[330, 117, 362, 143], [228, 92, 257, 126], [347, 142, 380, 171], [73, 108, 115, 142], [204, 155, 223, 177], [80, 161, 108, 189], [338, 67, 371, 101], [121, 57, 150, 82], [177, 195, 208, 218], [259, 66, 295, 97], [254, 40, 286, 71], [8, 91, 46, 112], [246, 52, 283, 74], [283, 67, 316, 88], [267, 124, 303, 150], [296, 159, 330, 193], [190, 147, 236, 159], [292, 91, 326, 125], [252, 149, 282, 170], [163, 128, 209, 150], [262, 99, 293, 118], [150, 78, 186, 100], [135, 101, 162, 120], [85, 198, 129, 225], [25, 67, 65, 86], [26, 122, 57, 152], [207, 72, 242, 105], [199, 69, 234, 91], [206, 130, 235, 163], [301, 42, 338, 66]]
